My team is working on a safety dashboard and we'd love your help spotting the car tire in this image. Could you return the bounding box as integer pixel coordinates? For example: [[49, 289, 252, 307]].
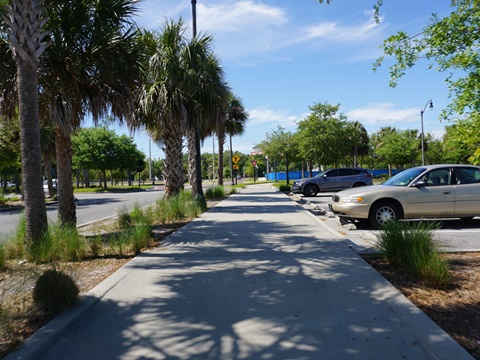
[[369, 201, 400, 228], [352, 182, 365, 188], [303, 184, 318, 197]]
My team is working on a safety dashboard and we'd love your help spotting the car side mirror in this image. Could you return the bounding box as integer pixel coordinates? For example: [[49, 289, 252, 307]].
[[413, 180, 427, 187]]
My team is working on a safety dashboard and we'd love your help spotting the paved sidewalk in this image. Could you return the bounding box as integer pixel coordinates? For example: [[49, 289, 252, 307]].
[[7, 184, 472, 359]]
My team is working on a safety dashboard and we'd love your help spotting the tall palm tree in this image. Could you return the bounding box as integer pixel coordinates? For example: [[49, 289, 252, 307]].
[[3, 0, 49, 243], [138, 20, 188, 198], [222, 92, 248, 185], [38, 0, 143, 226], [183, 38, 227, 196]]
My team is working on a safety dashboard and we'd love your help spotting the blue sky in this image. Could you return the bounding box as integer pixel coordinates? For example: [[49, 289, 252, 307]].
[[113, 0, 455, 160]]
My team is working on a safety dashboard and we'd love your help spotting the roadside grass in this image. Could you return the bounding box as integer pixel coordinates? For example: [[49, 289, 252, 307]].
[[270, 180, 292, 192], [0, 194, 22, 204], [375, 220, 450, 287], [205, 185, 225, 200]]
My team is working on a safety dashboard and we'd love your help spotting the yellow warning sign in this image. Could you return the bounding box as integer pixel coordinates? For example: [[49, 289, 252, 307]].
[[232, 154, 240, 164], [233, 164, 239, 170]]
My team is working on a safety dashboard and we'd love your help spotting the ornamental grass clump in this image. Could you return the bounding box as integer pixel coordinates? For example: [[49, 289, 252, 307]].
[[155, 190, 201, 224], [205, 186, 224, 200], [376, 220, 450, 287], [28, 224, 86, 263], [117, 206, 132, 229]]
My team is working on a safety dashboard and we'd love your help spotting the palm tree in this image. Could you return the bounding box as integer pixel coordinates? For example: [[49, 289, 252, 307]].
[[138, 20, 188, 198], [222, 92, 248, 185], [38, 0, 143, 226], [183, 38, 227, 197], [3, 0, 49, 243]]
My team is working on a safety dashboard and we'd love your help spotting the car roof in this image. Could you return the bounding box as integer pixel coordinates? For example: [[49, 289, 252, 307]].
[[412, 164, 480, 170]]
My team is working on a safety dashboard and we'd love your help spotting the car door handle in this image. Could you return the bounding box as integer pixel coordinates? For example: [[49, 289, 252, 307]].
[[443, 191, 451, 194]]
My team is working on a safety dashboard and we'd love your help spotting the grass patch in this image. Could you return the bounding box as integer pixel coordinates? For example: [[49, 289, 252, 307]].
[[205, 186, 225, 200], [376, 221, 450, 287], [155, 190, 202, 224]]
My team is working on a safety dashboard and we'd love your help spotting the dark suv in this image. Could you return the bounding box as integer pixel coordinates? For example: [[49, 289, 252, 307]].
[[291, 167, 373, 197]]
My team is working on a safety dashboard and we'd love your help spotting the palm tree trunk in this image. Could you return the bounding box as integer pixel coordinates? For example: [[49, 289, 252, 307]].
[[217, 129, 225, 186], [194, 127, 206, 209], [55, 126, 77, 227], [17, 62, 48, 243], [163, 125, 184, 198], [186, 128, 197, 195]]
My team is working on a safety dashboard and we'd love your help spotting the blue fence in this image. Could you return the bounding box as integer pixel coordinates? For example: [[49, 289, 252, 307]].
[[266, 171, 319, 181], [265, 169, 398, 181]]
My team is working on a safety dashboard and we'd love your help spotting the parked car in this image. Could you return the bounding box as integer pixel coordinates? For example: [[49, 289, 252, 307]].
[[329, 164, 480, 227], [292, 167, 373, 197], [43, 179, 57, 195]]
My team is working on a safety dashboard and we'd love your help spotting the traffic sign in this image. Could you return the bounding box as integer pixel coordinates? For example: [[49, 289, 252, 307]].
[[251, 160, 257, 166], [233, 164, 239, 170], [232, 154, 240, 163]]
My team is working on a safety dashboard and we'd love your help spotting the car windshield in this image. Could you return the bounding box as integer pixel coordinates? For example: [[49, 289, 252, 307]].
[[382, 167, 426, 186]]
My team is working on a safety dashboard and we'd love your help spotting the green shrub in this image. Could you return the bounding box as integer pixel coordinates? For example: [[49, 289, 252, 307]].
[[205, 186, 225, 200], [279, 185, 291, 192], [28, 224, 86, 263], [155, 191, 195, 223], [33, 269, 79, 315], [129, 224, 151, 255], [376, 221, 450, 286], [52, 225, 86, 262], [89, 235, 103, 257]]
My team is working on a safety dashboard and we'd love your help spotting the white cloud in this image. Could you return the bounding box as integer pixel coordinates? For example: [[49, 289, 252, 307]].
[[305, 18, 383, 43], [346, 103, 419, 125], [248, 107, 299, 128], [198, 1, 287, 33]]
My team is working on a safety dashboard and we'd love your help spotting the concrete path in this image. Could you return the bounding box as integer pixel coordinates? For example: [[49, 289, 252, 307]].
[[7, 184, 472, 359]]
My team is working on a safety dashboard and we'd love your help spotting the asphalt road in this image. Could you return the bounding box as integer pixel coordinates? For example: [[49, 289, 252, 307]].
[[292, 192, 480, 253], [0, 189, 165, 241]]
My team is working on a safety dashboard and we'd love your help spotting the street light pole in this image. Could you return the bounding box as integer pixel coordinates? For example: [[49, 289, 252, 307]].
[[191, 0, 197, 37], [420, 100, 433, 166]]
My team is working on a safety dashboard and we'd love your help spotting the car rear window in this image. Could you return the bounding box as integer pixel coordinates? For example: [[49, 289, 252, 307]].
[[353, 169, 368, 175]]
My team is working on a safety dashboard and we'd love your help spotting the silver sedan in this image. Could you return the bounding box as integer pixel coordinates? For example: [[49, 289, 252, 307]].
[[329, 164, 480, 227]]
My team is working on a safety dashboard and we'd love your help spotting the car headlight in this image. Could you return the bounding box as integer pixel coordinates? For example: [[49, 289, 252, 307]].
[[340, 196, 364, 203]]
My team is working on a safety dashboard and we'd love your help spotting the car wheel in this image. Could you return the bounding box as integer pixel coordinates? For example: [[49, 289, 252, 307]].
[[303, 184, 318, 197], [369, 201, 400, 227], [352, 182, 365, 188]]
